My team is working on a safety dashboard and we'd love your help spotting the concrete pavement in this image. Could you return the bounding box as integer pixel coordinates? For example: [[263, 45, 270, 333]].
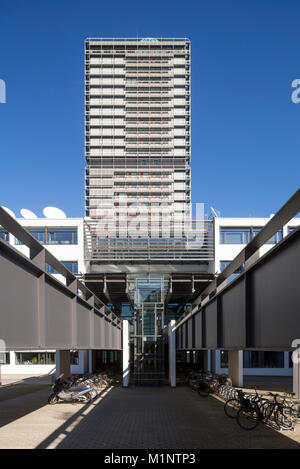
[[0, 384, 299, 449]]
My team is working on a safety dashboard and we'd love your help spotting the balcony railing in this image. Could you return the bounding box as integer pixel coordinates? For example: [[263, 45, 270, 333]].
[[84, 219, 214, 262]]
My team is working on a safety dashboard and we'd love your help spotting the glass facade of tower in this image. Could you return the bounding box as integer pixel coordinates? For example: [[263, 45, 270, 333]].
[[84, 38, 191, 222]]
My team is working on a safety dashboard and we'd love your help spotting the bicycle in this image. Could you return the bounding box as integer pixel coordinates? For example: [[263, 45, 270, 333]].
[[236, 391, 296, 431]]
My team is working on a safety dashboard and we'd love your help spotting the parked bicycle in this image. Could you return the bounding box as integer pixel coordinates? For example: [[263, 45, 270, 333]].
[[237, 392, 297, 431]]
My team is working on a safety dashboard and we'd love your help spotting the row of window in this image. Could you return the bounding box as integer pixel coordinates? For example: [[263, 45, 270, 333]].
[[115, 183, 170, 187], [15, 228, 78, 245], [1, 226, 298, 247], [1, 228, 78, 245], [185, 351, 292, 369], [220, 227, 283, 244], [2, 351, 80, 365], [0, 229, 9, 241], [220, 351, 292, 368]]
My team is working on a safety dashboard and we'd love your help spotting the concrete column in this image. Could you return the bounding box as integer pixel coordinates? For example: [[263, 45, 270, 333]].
[[56, 350, 71, 379], [211, 350, 217, 373], [81, 350, 89, 374], [293, 355, 300, 399], [122, 320, 130, 387], [168, 320, 176, 387], [88, 350, 93, 374], [228, 350, 243, 387], [9, 351, 16, 366], [202, 350, 211, 372]]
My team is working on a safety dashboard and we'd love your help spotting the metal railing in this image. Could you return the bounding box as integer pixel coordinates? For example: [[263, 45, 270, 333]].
[[84, 219, 214, 262]]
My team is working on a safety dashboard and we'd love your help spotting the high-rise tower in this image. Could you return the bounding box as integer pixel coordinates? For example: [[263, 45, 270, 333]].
[[84, 38, 191, 224]]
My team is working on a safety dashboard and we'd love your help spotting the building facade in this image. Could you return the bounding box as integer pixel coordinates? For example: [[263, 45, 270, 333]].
[[85, 37, 191, 225], [1, 38, 297, 380], [1, 211, 299, 377]]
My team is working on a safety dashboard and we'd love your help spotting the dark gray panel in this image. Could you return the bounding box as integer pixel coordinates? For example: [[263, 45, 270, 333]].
[[176, 328, 181, 349], [182, 322, 187, 349], [194, 312, 202, 349], [94, 313, 103, 349], [45, 284, 72, 348], [251, 236, 300, 349], [187, 318, 193, 349], [0, 255, 39, 349], [103, 319, 110, 349], [206, 300, 218, 348], [222, 279, 246, 349], [76, 303, 92, 349]]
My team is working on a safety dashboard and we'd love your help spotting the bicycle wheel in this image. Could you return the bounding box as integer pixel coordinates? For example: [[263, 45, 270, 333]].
[[48, 393, 59, 405], [261, 401, 274, 421], [198, 382, 210, 397], [237, 407, 260, 430], [224, 399, 242, 419], [275, 406, 295, 430]]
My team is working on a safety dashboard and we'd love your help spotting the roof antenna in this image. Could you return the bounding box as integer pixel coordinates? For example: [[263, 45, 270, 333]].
[[210, 207, 220, 218]]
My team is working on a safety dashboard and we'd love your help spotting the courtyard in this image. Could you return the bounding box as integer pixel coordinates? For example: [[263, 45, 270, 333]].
[[0, 377, 299, 449]]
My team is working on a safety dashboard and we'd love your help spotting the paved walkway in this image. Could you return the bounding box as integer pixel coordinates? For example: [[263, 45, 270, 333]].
[[0, 384, 299, 449]]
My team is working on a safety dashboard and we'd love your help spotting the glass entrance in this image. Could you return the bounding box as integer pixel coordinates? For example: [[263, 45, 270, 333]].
[[133, 277, 166, 385]]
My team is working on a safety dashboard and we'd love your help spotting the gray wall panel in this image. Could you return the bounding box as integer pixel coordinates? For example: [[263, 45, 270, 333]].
[[76, 302, 92, 349], [187, 318, 193, 349], [45, 284, 72, 348], [0, 255, 39, 349], [194, 312, 202, 349], [252, 237, 300, 348], [222, 279, 246, 349], [94, 313, 103, 349], [206, 300, 218, 348], [182, 322, 186, 349]]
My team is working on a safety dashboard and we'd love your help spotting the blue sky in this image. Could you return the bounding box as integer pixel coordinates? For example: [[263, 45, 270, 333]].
[[0, 0, 299, 218]]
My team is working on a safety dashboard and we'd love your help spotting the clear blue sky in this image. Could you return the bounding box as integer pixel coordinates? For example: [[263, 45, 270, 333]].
[[0, 0, 299, 218]]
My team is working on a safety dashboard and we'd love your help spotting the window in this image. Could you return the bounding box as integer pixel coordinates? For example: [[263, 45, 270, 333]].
[[288, 226, 299, 233], [15, 352, 55, 365], [45, 261, 78, 275], [220, 351, 228, 368], [252, 227, 283, 244], [220, 261, 244, 274], [220, 351, 284, 368], [0, 229, 9, 242], [220, 228, 250, 244], [71, 351, 79, 365], [243, 351, 284, 368], [16, 228, 78, 245], [220, 227, 283, 244], [0, 352, 10, 364], [47, 229, 77, 245]]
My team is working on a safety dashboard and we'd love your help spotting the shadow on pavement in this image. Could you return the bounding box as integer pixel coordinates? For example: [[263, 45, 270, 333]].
[[37, 386, 115, 449], [36, 386, 300, 449], [0, 376, 51, 428]]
